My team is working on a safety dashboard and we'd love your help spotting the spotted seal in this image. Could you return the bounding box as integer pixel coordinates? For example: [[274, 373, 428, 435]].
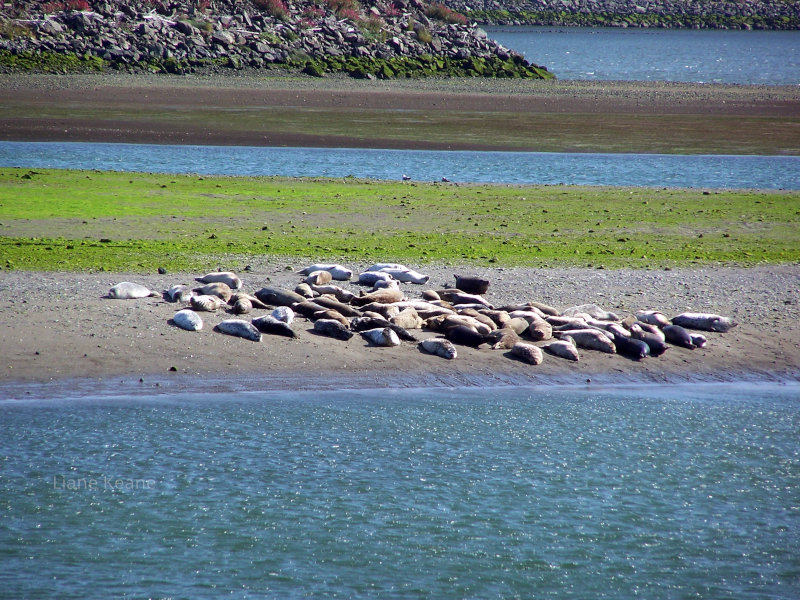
[[303, 271, 333, 286], [193, 282, 232, 302], [453, 274, 489, 295], [107, 282, 157, 299], [190, 294, 225, 312], [556, 329, 616, 354], [165, 284, 194, 303], [636, 310, 671, 328], [271, 306, 295, 324], [255, 286, 306, 307], [562, 304, 619, 321], [485, 327, 520, 350]]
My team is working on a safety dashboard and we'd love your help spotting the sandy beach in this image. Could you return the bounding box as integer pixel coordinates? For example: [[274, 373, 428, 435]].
[[1, 263, 798, 396]]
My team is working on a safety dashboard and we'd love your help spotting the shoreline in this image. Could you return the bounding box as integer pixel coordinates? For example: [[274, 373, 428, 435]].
[[2, 264, 798, 396]]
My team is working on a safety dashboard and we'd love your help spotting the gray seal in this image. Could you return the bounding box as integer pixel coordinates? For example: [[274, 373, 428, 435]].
[[171, 309, 203, 331], [313, 319, 354, 341], [107, 282, 156, 299], [214, 319, 262, 342], [361, 327, 401, 347], [510, 342, 544, 365], [420, 338, 458, 359], [252, 315, 296, 338], [671, 312, 737, 333]]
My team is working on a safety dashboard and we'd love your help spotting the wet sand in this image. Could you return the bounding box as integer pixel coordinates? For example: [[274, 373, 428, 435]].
[[1, 73, 799, 153]]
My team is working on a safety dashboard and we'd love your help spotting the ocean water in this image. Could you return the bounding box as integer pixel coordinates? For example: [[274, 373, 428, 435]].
[[2, 141, 799, 189], [2, 383, 799, 599], [486, 27, 800, 84]]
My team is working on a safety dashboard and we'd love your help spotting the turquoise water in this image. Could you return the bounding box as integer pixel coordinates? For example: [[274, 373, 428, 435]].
[[2, 384, 799, 599], [487, 27, 800, 84], [3, 141, 799, 189]]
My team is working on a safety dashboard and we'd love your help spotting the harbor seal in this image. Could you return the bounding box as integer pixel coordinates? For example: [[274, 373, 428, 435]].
[[391, 308, 424, 330], [308, 284, 356, 303], [214, 319, 262, 342], [171, 309, 203, 331], [164, 284, 194, 303], [543, 337, 580, 362], [252, 315, 296, 338], [671, 312, 738, 333], [485, 327, 520, 350], [690, 333, 708, 348], [420, 338, 457, 359], [444, 325, 486, 348], [360, 327, 401, 347], [556, 329, 616, 354], [294, 282, 318, 298], [453, 274, 489, 295], [510, 342, 544, 365], [190, 294, 225, 312], [303, 270, 333, 286], [437, 290, 493, 308], [313, 319, 354, 341], [351, 317, 417, 342], [357, 272, 394, 287], [312, 296, 363, 318], [562, 304, 619, 321], [107, 282, 156, 299], [662, 324, 695, 349], [271, 306, 295, 324], [313, 309, 350, 327], [193, 282, 232, 302], [351, 287, 405, 306], [230, 296, 252, 314], [255, 286, 306, 307], [636, 310, 671, 328], [296, 264, 353, 281], [629, 326, 669, 356], [612, 334, 650, 360], [197, 271, 242, 290]]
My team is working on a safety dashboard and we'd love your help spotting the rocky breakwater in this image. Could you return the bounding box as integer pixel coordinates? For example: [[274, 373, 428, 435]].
[[456, 0, 800, 29], [0, 0, 552, 78]]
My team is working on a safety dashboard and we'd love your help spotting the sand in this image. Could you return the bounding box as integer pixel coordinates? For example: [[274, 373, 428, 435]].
[[1, 263, 798, 397]]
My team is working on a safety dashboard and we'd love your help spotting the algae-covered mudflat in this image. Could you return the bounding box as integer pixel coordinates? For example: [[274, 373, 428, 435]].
[[1, 168, 798, 272]]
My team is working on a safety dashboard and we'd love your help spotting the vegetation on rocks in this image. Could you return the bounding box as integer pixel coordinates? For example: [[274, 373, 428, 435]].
[[0, 0, 552, 78]]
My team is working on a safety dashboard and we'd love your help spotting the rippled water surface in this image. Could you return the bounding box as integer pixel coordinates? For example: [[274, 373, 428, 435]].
[[486, 26, 800, 84], [2, 384, 799, 599], [3, 141, 799, 188]]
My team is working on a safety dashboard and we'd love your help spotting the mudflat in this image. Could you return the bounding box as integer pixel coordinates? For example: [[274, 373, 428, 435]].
[[1, 73, 799, 154], [1, 264, 798, 394]]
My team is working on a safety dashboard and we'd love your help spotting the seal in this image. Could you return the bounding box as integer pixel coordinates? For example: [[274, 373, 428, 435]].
[[197, 271, 242, 290], [629, 326, 669, 356], [296, 264, 353, 281], [351, 287, 405, 306], [485, 327, 520, 350], [360, 327, 401, 347], [636, 310, 671, 328], [351, 317, 417, 342], [303, 271, 333, 286], [294, 282, 318, 298], [437, 290, 492, 308], [312, 296, 363, 318], [214, 319, 262, 342], [165, 284, 194, 303], [378, 268, 429, 284], [308, 284, 356, 303], [510, 342, 544, 365], [171, 308, 203, 331], [690, 333, 708, 348], [390, 308, 424, 330], [543, 337, 580, 361], [107, 282, 156, 299], [252, 315, 297, 338], [612, 334, 650, 360], [662, 324, 695, 349], [453, 274, 489, 295], [420, 338, 458, 359], [293, 300, 330, 319], [671, 312, 737, 333], [255, 286, 306, 307], [457, 309, 497, 331], [444, 325, 486, 348], [271, 306, 295, 324], [555, 329, 616, 354], [562, 304, 619, 321], [190, 294, 225, 312], [313, 309, 350, 327], [357, 272, 394, 287], [313, 319, 354, 341], [230, 296, 252, 314], [193, 282, 232, 302], [510, 312, 552, 341]]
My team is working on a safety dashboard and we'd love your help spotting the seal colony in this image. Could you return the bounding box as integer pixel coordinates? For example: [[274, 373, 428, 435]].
[[106, 262, 738, 370]]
